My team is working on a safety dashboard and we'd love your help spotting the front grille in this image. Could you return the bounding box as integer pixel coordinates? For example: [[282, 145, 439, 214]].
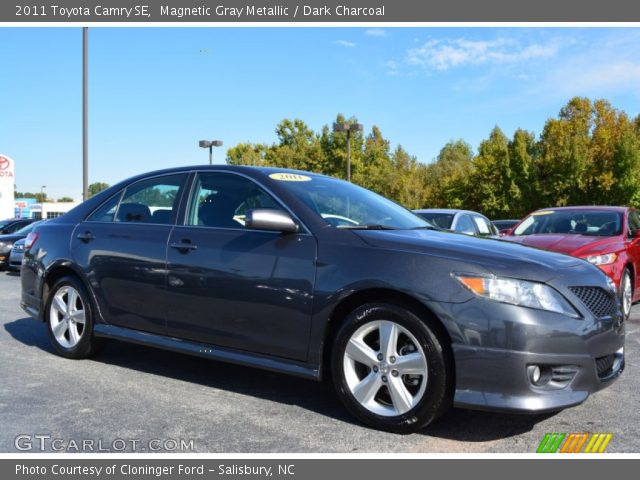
[[596, 354, 615, 378], [569, 286, 619, 318]]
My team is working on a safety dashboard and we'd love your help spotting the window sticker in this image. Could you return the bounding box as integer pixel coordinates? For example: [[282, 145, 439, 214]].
[[269, 173, 312, 182]]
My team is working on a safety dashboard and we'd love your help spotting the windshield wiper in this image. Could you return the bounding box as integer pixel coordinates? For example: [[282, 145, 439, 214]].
[[338, 224, 398, 230], [410, 225, 439, 230]]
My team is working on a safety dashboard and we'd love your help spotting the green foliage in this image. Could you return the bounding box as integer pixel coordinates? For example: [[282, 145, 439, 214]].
[[57, 196, 75, 202], [226, 99, 640, 219], [88, 182, 110, 197]]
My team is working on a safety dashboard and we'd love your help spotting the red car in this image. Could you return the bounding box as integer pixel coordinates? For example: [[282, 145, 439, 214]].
[[504, 206, 639, 319]]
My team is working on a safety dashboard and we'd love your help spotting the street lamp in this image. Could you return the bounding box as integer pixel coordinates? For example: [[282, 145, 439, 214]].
[[199, 139, 224, 165], [40, 185, 46, 203], [333, 122, 363, 182]]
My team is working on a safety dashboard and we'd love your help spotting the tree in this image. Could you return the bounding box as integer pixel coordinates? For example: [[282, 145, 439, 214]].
[[509, 129, 536, 215], [469, 127, 519, 218], [89, 182, 110, 197], [57, 196, 75, 202]]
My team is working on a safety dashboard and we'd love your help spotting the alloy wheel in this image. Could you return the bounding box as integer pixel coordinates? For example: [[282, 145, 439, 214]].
[[622, 271, 632, 318], [49, 286, 86, 349], [343, 320, 428, 417]]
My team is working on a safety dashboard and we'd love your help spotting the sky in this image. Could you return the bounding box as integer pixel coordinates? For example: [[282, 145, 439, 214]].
[[2, 27, 640, 201]]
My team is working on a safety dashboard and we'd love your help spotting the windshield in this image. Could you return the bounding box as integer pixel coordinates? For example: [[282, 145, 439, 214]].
[[273, 174, 432, 230], [513, 210, 623, 237], [415, 212, 454, 229]]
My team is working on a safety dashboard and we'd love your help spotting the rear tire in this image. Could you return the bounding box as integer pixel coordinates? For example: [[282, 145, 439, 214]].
[[45, 275, 104, 358], [331, 303, 452, 433]]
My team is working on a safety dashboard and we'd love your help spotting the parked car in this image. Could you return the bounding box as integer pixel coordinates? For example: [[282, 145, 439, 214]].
[[492, 219, 520, 235], [413, 209, 499, 237], [0, 218, 35, 235], [0, 220, 43, 269], [8, 238, 26, 272], [21, 167, 624, 433], [503, 206, 640, 319]]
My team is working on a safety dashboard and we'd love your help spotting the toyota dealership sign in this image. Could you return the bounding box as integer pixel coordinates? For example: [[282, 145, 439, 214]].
[[0, 154, 16, 220]]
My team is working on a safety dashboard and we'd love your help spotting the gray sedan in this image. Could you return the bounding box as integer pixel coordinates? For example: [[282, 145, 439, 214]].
[[414, 208, 499, 237]]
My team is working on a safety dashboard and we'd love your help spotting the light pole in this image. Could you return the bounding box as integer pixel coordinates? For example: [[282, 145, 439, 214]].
[[82, 27, 89, 201], [333, 122, 363, 182], [199, 140, 223, 165], [40, 185, 46, 203]]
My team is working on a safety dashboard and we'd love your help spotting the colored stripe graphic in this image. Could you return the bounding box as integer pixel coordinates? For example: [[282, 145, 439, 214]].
[[537, 432, 613, 453]]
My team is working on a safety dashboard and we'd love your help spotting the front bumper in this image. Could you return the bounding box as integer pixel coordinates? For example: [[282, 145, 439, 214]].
[[429, 289, 625, 413], [8, 250, 24, 271], [453, 344, 624, 412]]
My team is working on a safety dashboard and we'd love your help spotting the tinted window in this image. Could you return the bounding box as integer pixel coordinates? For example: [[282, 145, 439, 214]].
[[186, 172, 283, 228], [455, 215, 476, 235], [87, 192, 123, 222], [88, 175, 186, 224], [416, 212, 454, 229]]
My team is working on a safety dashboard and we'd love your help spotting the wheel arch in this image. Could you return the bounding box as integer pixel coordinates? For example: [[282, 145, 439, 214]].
[[320, 288, 454, 379], [41, 263, 95, 322]]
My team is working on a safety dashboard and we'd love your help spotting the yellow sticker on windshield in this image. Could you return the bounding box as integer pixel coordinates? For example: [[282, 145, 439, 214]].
[[269, 173, 312, 182], [532, 210, 554, 216]]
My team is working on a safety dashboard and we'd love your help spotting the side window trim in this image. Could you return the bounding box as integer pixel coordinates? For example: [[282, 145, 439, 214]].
[[182, 170, 311, 235]]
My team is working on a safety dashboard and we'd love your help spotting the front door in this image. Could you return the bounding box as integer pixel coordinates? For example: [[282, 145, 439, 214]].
[[165, 171, 317, 361]]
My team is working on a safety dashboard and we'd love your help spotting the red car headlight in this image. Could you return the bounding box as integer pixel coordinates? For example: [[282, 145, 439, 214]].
[[585, 253, 617, 266]]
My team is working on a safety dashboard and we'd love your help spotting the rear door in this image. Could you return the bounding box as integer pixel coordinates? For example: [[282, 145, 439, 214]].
[[165, 171, 317, 361], [71, 173, 188, 334]]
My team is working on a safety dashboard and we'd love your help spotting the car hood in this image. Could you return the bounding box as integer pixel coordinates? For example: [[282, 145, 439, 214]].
[[354, 229, 586, 283], [502, 234, 621, 257]]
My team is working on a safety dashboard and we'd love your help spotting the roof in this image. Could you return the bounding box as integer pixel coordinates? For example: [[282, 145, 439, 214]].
[[413, 208, 481, 215], [531, 206, 630, 213]]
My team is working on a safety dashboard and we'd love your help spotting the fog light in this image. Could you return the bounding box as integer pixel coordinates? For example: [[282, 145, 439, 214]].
[[530, 365, 541, 384]]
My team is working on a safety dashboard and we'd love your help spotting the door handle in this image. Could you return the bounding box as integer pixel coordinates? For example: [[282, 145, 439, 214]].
[[76, 231, 95, 242], [170, 241, 198, 253]]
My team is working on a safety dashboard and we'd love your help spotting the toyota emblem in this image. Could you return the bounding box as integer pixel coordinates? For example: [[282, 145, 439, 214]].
[[0, 156, 10, 171]]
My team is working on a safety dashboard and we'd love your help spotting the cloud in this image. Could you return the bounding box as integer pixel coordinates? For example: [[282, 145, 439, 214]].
[[365, 28, 388, 37], [384, 60, 400, 76], [552, 61, 640, 94], [334, 40, 356, 48], [406, 38, 558, 71]]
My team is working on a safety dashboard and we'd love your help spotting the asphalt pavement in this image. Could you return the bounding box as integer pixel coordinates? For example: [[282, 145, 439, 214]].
[[1, 271, 638, 453]]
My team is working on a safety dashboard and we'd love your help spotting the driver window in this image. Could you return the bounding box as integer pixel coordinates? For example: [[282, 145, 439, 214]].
[[187, 173, 283, 229]]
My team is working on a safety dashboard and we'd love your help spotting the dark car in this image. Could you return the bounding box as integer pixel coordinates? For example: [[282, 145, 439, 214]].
[[21, 167, 625, 433], [503, 206, 640, 320], [0, 220, 43, 269], [413, 209, 499, 237], [8, 238, 26, 272], [492, 219, 520, 235], [0, 218, 34, 235]]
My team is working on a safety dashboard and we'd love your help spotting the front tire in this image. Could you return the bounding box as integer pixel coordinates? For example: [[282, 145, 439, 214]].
[[46, 275, 103, 358], [331, 303, 452, 433]]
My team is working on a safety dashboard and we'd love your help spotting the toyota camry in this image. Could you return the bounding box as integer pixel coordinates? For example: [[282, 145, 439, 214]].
[[20, 166, 625, 433]]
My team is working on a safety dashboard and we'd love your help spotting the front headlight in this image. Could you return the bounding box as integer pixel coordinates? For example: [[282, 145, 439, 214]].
[[454, 274, 580, 318], [585, 253, 617, 266]]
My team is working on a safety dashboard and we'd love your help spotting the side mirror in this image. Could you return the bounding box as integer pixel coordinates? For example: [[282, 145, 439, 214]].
[[245, 209, 299, 233]]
